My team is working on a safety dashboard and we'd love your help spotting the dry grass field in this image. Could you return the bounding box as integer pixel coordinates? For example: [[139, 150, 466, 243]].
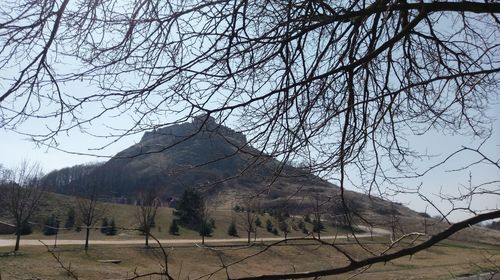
[[2, 194, 499, 279], [1, 200, 353, 242], [1, 238, 499, 279]]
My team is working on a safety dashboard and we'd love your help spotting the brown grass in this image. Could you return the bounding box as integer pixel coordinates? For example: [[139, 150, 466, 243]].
[[1, 239, 498, 280]]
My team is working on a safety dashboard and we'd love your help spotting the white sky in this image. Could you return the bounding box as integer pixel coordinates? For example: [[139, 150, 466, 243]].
[[1, 98, 499, 222]]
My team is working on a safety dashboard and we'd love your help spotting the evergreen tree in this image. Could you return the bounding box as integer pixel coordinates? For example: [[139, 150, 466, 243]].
[[174, 188, 203, 227], [266, 219, 273, 232], [255, 216, 262, 227], [106, 218, 117, 236], [64, 208, 75, 229], [199, 220, 213, 244], [209, 218, 216, 229], [199, 221, 213, 237], [43, 214, 59, 236], [169, 219, 180, 235], [100, 217, 109, 234], [313, 220, 325, 233], [227, 221, 238, 237]]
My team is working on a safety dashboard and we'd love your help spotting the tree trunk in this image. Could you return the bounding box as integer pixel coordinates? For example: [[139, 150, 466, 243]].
[[202, 235, 205, 245], [84, 226, 90, 251], [247, 231, 251, 244], [145, 229, 149, 247], [14, 231, 21, 251]]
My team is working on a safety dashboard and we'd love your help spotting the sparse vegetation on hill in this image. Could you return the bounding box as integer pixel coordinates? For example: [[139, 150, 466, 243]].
[[40, 117, 334, 201]]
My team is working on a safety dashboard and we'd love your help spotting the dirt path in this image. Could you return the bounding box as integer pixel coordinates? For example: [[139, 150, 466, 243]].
[[0, 227, 390, 247]]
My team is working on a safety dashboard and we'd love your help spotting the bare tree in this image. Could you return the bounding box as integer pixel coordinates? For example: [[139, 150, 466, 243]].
[[0, 161, 44, 251], [278, 220, 290, 242], [135, 188, 161, 248], [309, 194, 329, 240], [237, 198, 261, 244], [75, 179, 105, 252], [198, 194, 216, 246]]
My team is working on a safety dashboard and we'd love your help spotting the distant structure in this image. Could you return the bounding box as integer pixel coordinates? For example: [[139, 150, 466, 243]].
[[110, 196, 128, 204]]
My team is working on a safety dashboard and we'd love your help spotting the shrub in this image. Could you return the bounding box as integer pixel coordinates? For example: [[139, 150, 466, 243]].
[[255, 216, 262, 227], [169, 219, 179, 235], [227, 221, 238, 237], [43, 214, 59, 236], [313, 220, 325, 233], [100, 217, 109, 234], [107, 218, 117, 236], [64, 208, 75, 229], [266, 219, 273, 232], [199, 221, 213, 237]]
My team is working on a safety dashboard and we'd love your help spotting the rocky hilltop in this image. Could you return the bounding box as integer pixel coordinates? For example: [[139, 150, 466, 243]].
[[141, 115, 247, 147], [44, 116, 330, 199]]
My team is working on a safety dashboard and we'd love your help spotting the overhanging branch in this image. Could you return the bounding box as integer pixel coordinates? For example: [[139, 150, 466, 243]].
[[233, 210, 500, 280]]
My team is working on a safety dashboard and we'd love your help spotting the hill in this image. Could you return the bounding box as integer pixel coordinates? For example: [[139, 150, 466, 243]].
[[42, 115, 331, 198], [41, 115, 425, 223]]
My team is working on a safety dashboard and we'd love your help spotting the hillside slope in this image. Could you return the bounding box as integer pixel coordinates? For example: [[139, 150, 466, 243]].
[[41, 116, 428, 224], [43, 115, 331, 198]]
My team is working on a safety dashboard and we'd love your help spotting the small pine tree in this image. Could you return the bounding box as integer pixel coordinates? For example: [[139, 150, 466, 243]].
[[255, 216, 262, 227], [209, 218, 216, 229], [169, 219, 179, 235], [43, 216, 51, 235], [199, 221, 213, 237], [266, 219, 273, 232], [313, 220, 325, 233], [101, 217, 109, 234], [106, 218, 117, 236], [227, 221, 238, 237], [65, 208, 75, 229], [272, 228, 279, 235], [43, 214, 59, 236]]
